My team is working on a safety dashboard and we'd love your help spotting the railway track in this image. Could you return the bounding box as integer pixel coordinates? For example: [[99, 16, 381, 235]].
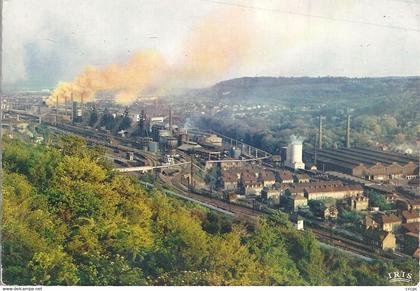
[[161, 174, 259, 221], [49, 123, 160, 166], [162, 173, 394, 260], [309, 228, 376, 258]]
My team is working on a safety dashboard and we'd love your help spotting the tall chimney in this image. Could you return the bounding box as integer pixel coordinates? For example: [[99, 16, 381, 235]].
[[64, 96, 68, 117], [318, 115, 324, 149], [346, 114, 351, 148], [70, 90, 74, 123], [314, 133, 318, 165], [80, 94, 84, 117], [55, 95, 59, 125], [169, 105, 173, 133]]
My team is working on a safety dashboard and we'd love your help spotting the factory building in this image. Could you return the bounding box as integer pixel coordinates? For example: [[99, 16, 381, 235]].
[[305, 184, 363, 200], [304, 147, 418, 180], [138, 110, 150, 137], [199, 134, 223, 147], [151, 123, 166, 142]]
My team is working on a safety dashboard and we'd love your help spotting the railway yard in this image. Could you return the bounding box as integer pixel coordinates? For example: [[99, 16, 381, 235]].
[[46, 126, 410, 261], [5, 109, 418, 263]]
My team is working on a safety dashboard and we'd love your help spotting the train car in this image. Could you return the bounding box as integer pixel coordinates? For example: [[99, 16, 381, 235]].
[[114, 159, 128, 167]]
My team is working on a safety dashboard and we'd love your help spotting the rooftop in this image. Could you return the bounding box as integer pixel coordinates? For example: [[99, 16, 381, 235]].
[[290, 194, 307, 201], [402, 210, 420, 221], [402, 222, 420, 234], [377, 213, 401, 224], [277, 170, 294, 180]]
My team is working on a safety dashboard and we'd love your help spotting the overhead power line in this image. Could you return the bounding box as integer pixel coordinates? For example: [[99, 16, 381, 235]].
[[200, 0, 420, 32]]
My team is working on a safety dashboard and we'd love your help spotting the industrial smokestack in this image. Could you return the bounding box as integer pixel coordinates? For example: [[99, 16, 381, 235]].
[[314, 133, 318, 165], [55, 95, 59, 125], [318, 115, 324, 150], [71, 90, 74, 123], [346, 115, 351, 148], [64, 96, 68, 117], [169, 105, 173, 133], [72, 101, 77, 124], [80, 95, 84, 117]]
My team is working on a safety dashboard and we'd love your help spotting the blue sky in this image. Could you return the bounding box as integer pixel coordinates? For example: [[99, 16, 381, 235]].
[[4, 0, 420, 91]]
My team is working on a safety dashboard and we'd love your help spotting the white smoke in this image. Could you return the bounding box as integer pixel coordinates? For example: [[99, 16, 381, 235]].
[[290, 135, 304, 145]]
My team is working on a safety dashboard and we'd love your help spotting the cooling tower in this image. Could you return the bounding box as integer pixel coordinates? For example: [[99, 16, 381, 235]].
[[285, 138, 305, 170], [288, 143, 303, 163]]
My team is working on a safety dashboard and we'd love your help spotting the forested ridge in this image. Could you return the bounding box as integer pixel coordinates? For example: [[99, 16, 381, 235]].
[[3, 136, 418, 286], [192, 76, 419, 151]]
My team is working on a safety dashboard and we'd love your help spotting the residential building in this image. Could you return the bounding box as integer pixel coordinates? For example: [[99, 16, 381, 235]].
[[376, 213, 401, 232], [362, 215, 379, 230], [241, 174, 264, 195], [365, 230, 396, 251], [259, 171, 276, 187], [293, 173, 310, 183], [349, 195, 369, 211], [408, 200, 420, 212], [323, 205, 338, 220], [261, 187, 280, 204], [277, 170, 294, 184], [397, 199, 420, 213], [305, 184, 363, 200], [220, 173, 239, 192], [385, 193, 399, 202], [401, 210, 420, 223], [289, 195, 308, 212]]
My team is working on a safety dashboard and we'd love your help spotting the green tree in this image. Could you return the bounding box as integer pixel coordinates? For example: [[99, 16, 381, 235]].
[[367, 191, 393, 210]]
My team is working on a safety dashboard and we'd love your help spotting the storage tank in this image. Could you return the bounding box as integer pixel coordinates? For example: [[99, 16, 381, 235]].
[[148, 141, 159, 153], [230, 147, 241, 159], [280, 146, 288, 162]]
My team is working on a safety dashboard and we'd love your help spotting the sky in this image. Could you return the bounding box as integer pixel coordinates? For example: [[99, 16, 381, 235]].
[[4, 0, 420, 91]]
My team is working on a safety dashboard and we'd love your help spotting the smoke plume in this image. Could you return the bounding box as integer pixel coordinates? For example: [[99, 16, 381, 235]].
[[46, 8, 253, 106], [290, 135, 304, 145]]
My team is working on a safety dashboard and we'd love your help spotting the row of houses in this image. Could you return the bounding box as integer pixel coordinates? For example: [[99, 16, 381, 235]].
[[285, 181, 364, 200], [221, 168, 312, 193], [220, 165, 276, 195], [361, 210, 420, 254], [363, 211, 420, 232]]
